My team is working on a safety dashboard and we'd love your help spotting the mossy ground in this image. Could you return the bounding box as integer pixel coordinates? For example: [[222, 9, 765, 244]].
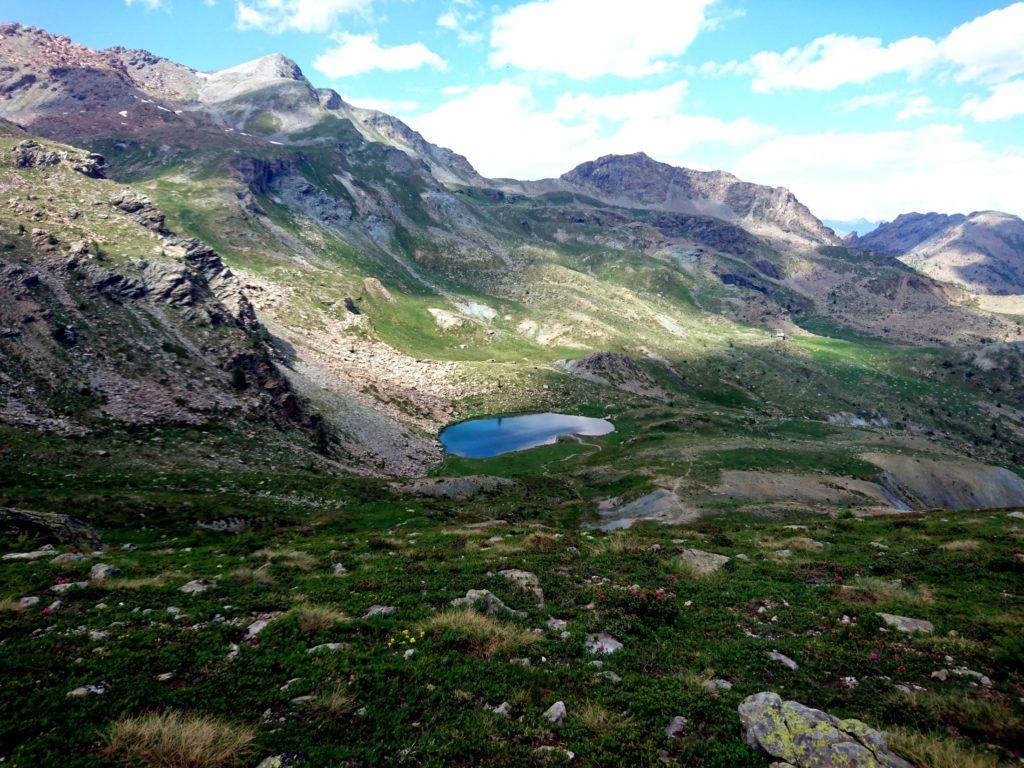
[[1, 447, 1022, 767]]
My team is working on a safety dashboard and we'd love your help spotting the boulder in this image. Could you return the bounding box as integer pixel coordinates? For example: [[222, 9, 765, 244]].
[[0, 507, 101, 548], [738, 692, 912, 768], [543, 700, 567, 723], [585, 632, 623, 654], [678, 548, 730, 575], [498, 569, 544, 603], [361, 605, 397, 620], [877, 613, 933, 634], [767, 650, 799, 671], [89, 563, 119, 581], [665, 715, 688, 738], [180, 578, 216, 595], [451, 589, 518, 617]]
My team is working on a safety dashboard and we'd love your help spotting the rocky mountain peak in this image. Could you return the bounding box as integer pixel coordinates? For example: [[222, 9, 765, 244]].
[[849, 211, 968, 255], [560, 153, 836, 246]]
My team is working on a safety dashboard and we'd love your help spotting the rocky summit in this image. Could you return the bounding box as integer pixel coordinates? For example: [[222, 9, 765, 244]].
[[0, 14, 1022, 768]]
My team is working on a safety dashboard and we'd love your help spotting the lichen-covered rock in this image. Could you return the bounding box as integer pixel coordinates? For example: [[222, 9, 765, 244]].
[[738, 692, 912, 768]]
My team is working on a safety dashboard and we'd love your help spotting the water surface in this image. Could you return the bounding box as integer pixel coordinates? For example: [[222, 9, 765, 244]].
[[440, 412, 614, 459]]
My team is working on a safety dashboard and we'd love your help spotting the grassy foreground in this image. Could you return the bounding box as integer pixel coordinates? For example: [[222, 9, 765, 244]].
[[1, 468, 1022, 767]]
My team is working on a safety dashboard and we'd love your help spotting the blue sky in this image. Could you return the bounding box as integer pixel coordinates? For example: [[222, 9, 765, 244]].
[[3, 0, 1023, 219]]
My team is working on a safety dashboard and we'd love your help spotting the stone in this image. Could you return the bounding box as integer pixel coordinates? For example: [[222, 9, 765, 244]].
[[2, 545, 57, 561], [738, 692, 913, 768], [67, 684, 106, 697], [767, 650, 799, 670], [180, 578, 216, 595], [678, 548, 731, 575], [18, 596, 40, 608], [704, 679, 733, 693], [498, 569, 544, 603], [361, 604, 397, 619], [486, 701, 512, 717], [450, 590, 517, 617], [89, 563, 119, 581], [543, 700, 567, 723], [51, 581, 88, 594], [930, 669, 948, 682], [307, 643, 350, 654], [534, 746, 575, 761], [665, 715, 688, 738], [877, 613, 934, 634], [332, 563, 347, 576], [0, 508, 102, 548], [547, 617, 568, 631], [50, 552, 87, 564], [585, 632, 623, 654]]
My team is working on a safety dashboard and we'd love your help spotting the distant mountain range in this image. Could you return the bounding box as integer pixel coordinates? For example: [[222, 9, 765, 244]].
[[848, 211, 1024, 295]]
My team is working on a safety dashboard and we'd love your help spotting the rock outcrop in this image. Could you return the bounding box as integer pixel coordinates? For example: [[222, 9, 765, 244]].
[[738, 692, 912, 768], [559, 153, 839, 245]]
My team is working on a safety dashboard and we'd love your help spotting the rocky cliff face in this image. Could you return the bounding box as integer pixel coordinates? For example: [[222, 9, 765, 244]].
[[851, 211, 1024, 295], [848, 212, 968, 255], [559, 153, 839, 246]]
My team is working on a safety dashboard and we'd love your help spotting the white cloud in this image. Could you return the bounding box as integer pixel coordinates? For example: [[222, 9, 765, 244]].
[[410, 81, 770, 179], [490, 0, 713, 79], [555, 80, 689, 121], [838, 91, 899, 112], [963, 79, 1024, 121], [125, 0, 166, 9], [313, 33, 446, 78], [235, 0, 372, 34], [735, 125, 1024, 220], [942, 2, 1024, 84], [436, 1, 483, 45], [736, 2, 1024, 93], [896, 95, 938, 121], [748, 34, 937, 93], [436, 11, 458, 29]]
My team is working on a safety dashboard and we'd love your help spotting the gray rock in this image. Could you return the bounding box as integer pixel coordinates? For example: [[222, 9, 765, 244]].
[[678, 548, 731, 575], [307, 642, 351, 654], [89, 563, 119, 581], [665, 715, 688, 738], [450, 590, 517, 617], [361, 604, 397, 620], [67, 683, 106, 697], [18, 596, 40, 608], [767, 650, 799, 670], [534, 746, 575, 761], [877, 613, 933, 634], [50, 581, 88, 594], [543, 700, 567, 723], [585, 632, 623, 654], [50, 552, 87, 564], [498, 569, 544, 603], [2, 544, 57, 561], [704, 678, 733, 693], [180, 578, 216, 595], [738, 692, 913, 768]]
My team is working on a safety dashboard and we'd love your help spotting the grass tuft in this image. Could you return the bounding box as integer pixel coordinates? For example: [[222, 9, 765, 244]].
[[888, 727, 1006, 768], [420, 608, 540, 657], [104, 711, 254, 768], [290, 604, 349, 633]]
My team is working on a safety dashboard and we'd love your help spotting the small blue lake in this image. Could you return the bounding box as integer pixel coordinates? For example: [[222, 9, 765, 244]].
[[439, 412, 615, 459]]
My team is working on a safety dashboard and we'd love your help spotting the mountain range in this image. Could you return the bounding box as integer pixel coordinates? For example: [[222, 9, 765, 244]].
[[0, 21, 1021, 480]]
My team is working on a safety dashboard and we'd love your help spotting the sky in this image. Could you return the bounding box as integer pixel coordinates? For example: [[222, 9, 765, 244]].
[[2, 0, 1023, 220]]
